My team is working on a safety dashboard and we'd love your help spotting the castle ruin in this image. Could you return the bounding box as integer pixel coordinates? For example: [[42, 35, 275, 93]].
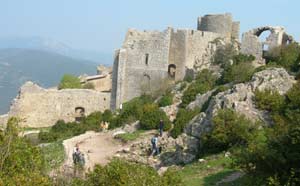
[[111, 13, 239, 109]]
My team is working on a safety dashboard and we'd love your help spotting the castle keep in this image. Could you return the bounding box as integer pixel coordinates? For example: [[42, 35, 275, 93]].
[[111, 13, 239, 109]]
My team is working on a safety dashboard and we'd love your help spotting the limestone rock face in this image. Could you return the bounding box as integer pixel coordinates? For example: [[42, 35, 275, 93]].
[[185, 68, 295, 139]]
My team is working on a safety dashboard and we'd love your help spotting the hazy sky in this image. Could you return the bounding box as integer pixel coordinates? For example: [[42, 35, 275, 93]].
[[0, 0, 299, 54]]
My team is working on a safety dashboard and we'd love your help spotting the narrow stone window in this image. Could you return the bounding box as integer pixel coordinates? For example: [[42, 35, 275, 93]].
[[145, 53, 149, 65], [202, 31, 204, 37]]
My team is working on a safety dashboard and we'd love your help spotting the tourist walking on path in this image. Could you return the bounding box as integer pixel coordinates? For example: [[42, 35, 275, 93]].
[[151, 134, 159, 156], [159, 119, 164, 137]]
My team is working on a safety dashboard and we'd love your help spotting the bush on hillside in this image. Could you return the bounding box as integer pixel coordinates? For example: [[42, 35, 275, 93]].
[[139, 103, 171, 131], [58, 74, 82, 89], [266, 43, 300, 72], [181, 69, 218, 108], [233, 80, 300, 185], [158, 93, 174, 107], [0, 117, 51, 186], [171, 108, 200, 138], [71, 158, 183, 186], [254, 89, 285, 113], [118, 95, 154, 124], [222, 62, 255, 84], [201, 109, 257, 154]]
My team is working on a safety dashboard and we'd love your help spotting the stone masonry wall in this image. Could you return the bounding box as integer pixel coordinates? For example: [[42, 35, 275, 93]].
[[8, 82, 111, 128]]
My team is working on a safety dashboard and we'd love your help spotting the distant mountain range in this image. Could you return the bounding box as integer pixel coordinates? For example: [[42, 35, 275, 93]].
[[0, 36, 114, 114], [0, 36, 113, 65], [0, 48, 102, 114]]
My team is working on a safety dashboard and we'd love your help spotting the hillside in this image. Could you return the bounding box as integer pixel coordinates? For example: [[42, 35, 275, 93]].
[[0, 48, 98, 114]]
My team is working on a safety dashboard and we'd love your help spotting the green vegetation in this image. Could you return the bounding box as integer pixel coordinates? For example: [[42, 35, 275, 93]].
[[0, 117, 51, 185], [254, 89, 285, 112], [114, 130, 145, 143], [58, 74, 82, 89], [39, 111, 103, 142], [220, 54, 255, 84], [41, 142, 65, 172], [140, 103, 171, 130], [230, 80, 300, 185], [158, 92, 174, 107], [181, 69, 218, 108], [201, 109, 257, 155], [266, 43, 300, 72], [71, 158, 183, 186], [178, 153, 235, 186], [171, 108, 200, 138]]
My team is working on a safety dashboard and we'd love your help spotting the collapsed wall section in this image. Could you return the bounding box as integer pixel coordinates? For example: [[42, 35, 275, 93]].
[[8, 82, 111, 128]]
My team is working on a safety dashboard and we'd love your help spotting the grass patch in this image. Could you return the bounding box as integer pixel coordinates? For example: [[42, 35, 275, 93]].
[[178, 153, 237, 186], [41, 142, 65, 172], [115, 130, 145, 143]]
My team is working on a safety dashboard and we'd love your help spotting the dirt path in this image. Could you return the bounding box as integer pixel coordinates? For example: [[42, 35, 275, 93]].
[[62, 131, 125, 171]]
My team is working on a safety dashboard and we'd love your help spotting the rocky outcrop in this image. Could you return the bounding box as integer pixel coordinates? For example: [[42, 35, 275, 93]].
[[185, 68, 295, 139]]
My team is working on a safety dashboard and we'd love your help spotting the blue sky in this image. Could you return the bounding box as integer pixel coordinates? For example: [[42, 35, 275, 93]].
[[0, 0, 299, 54]]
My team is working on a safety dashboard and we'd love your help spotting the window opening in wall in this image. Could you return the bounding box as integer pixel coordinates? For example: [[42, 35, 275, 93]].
[[191, 30, 194, 35], [75, 107, 85, 122], [168, 64, 176, 78], [145, 53, 149, 65], [202, 31, 204, 37]]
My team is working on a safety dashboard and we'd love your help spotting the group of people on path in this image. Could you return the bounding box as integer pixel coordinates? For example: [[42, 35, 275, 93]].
[[72, 144, 85, 167], [150, 119, 164, 156]]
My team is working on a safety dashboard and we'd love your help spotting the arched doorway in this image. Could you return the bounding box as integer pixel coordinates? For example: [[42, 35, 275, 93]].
[[75, 107, 85, 122], [168, 64, 176, 78]]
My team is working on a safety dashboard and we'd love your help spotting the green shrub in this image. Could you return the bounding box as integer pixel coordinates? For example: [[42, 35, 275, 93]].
[[171, 108, 200, 138], [119, 95, 154, 124], [221, 62, 255, 84], [39, 111, 102, 143], [181, 69, 218, 108], [139, 103, 171, 130], [0, 118, 51, 185], [266, 43, 300, 72], [71, 158, 183, 186], [58, 74, 82, 89], [158, 93, 173, 107], [201, 109, 257, 154], [254, 89, 285, 112]]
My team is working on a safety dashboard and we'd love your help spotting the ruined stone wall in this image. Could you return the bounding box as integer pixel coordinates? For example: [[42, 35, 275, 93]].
[[112, 29, 172, 108], [241, 26, 289, 66], [241, 32, 263, 61], [185, 30, 221, 71], [232, 22, 240, 40], [85, 74, 112, 92], [169, 29, 187, 81], [8, 82, 111, 128], [198, 13, 234, 39]]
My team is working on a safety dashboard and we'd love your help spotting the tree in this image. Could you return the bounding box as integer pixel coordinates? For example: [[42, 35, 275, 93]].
[[58, 74, 82, 89], [0, 117, 51, 185]]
